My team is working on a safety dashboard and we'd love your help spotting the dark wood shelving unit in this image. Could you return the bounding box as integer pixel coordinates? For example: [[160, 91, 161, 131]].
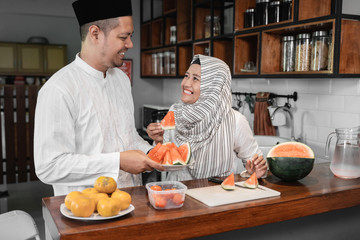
[[140, 0, 360, 78]]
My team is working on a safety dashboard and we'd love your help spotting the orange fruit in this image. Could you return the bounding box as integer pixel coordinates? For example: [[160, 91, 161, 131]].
[[172, 193, 184, 206], [150, 185, 162, 191], [111, 190, 132, 210], [154, 195, 167, 208], [97, 198, 121, 217], [64, 191, 83, 210], [94, 176, 117, 193], [70, 196, 95, 217], [82, 187, 98, 196], [89, 192, 109, 211]]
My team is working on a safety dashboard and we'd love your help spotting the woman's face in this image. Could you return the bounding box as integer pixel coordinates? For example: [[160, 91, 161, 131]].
[[181, 64, 201, 104]]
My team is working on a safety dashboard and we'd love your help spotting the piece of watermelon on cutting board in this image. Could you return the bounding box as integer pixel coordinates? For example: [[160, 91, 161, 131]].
[[186, 182, 280, 207]]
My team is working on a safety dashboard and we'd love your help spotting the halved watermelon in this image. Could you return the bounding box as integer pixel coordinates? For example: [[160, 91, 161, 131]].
[[160, 111, 175, 130], [243, 172, 258, 189], [266, 142, 315, 181], [221, 173, 235, 190], [177, 142, 191, 164]]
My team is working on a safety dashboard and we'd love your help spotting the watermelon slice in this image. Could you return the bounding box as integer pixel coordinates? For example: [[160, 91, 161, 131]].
[[177, 142, 191, 164], [169, 147, 186, 165], [221, 173, 235, 190], [147, 143, 162, 163], [154, 144, 169, 163], [160, 111, 175, 130], [243, 172, 259, 189], [162, 151, 173, 165]]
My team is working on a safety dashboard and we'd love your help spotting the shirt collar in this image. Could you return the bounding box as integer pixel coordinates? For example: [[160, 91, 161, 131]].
[[74, 53, 109, 79]]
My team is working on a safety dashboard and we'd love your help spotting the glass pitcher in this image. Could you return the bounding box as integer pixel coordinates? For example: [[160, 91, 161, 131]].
[[325, 126, 360, 179]]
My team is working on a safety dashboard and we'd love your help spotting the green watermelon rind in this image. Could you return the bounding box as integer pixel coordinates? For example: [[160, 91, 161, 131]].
[[267, 157, 315, 181], [221, 183, 235, 191], [161, 125, 175, 130], [243, 182, 258, 189], [173, 159, 186, 165]]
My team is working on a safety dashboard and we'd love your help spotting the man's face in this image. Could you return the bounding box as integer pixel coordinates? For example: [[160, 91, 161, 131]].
[[99, 16, 134, 70]]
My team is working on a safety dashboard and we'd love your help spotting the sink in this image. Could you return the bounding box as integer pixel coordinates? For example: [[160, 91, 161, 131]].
[[254, 135, 290, 157]]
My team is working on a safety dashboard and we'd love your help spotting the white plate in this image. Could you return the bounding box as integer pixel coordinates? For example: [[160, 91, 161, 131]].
[[60, 203, 135, 220], [159, 164, 187, 172]]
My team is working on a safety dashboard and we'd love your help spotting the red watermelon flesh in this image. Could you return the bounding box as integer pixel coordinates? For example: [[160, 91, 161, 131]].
[[160, 111, 175, 130], [162, 151, 173, 165], [154, 144, 169, 162], [147, 143, 162, 163], [221, 173, 235, 190], [244, 172, 259, 189]]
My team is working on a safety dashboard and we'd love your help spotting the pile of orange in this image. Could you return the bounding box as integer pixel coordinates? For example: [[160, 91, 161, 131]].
[[64, 176, 132, 218], [150, 185, 184, 208]]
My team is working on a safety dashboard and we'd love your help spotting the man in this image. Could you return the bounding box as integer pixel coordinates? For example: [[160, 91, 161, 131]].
[[34, 0, 163, 196]]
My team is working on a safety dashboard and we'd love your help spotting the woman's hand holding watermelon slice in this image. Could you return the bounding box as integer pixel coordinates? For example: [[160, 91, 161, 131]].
[[120, 150, 165, 173], [146, 123, 164, 145], [245, 154, 267, 178]]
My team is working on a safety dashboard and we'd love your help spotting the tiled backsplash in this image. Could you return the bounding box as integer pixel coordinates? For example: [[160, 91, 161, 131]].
[[163, 78, 360, 161]]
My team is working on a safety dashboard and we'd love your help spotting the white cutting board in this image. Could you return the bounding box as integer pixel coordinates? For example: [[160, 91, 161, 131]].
[[186, 181, 281, 207]]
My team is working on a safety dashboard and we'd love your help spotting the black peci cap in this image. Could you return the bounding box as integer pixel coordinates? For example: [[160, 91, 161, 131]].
[[72, 0, 132, 26]]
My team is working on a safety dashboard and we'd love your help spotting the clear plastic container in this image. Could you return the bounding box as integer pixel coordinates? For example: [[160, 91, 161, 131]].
[[281, 35, 295, 72], [146, 181, 187, 210], [295, 33, 311, 71], [311, 30, 329, 71]]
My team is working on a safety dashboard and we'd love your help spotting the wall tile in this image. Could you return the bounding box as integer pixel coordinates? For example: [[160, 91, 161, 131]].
[[296, 93, 318, 109], [345, 96, 360, 113], [287, 78, 309, 94], [307, 78, 331, 94], [331, 112, 360, 128], [331, 78, 359, 95], [318, 95, 344, 111]]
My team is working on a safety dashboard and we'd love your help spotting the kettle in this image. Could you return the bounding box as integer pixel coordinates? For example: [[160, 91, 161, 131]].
[[325, 126, 360, 179]]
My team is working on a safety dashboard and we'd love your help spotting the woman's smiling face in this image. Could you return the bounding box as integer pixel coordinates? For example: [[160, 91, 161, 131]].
[[181, 64, 201, 104]]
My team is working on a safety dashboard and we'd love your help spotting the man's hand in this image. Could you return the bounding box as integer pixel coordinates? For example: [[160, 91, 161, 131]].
[[146, 123, 164, 145], [245, 154, 267, 178], [120, 150, 164, 174]]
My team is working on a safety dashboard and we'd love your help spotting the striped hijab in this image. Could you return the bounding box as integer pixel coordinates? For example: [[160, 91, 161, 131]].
[[173, 55, 235, 178]]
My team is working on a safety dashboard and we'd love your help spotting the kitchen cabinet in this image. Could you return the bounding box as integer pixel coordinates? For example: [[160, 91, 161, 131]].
[[0, 42, 67, 77], [140, 0, 360, 78]]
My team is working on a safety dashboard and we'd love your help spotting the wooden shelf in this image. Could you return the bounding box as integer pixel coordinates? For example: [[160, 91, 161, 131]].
[[261, 19, 334, 75], [141, 0, 360, 78], [234, 33, 259, 75]]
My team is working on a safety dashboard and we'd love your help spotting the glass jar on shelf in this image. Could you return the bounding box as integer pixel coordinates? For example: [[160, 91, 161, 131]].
[[327, 29, 333, 71], [157, 52, 164, 75], [213, 16, 221, 37], [295, 33, 311, 71], [256, 0, 270, 26], [204, 15, 211, 38], [152, 53, 158, 75], [164, 51, 171, 75], [269, 1, 281, 24], [280, 0, 292, 21], [311, 30, 329, 71], [244, 8, 255, 28], [170, 51, 176, 75], [170, 25, 176, 44], [281, 35, 295, 72]]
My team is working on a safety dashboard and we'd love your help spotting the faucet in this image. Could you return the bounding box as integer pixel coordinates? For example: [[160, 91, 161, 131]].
[[270, 103, 299, 141]]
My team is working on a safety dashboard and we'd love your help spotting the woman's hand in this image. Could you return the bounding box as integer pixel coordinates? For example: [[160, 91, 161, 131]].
[[146, 123, 164, 144], [245, 154, 267, 178], [120, 150, 165, 173]]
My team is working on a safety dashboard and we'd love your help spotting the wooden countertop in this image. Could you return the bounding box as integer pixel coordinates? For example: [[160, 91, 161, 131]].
[[42, 163, 360, 240]]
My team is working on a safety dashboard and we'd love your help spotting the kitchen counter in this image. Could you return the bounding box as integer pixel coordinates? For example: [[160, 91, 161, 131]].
[[42, 163, 360, 240]]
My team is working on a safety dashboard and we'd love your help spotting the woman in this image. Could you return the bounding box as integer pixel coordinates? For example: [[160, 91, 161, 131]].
[[147, 55, 267, 181]]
